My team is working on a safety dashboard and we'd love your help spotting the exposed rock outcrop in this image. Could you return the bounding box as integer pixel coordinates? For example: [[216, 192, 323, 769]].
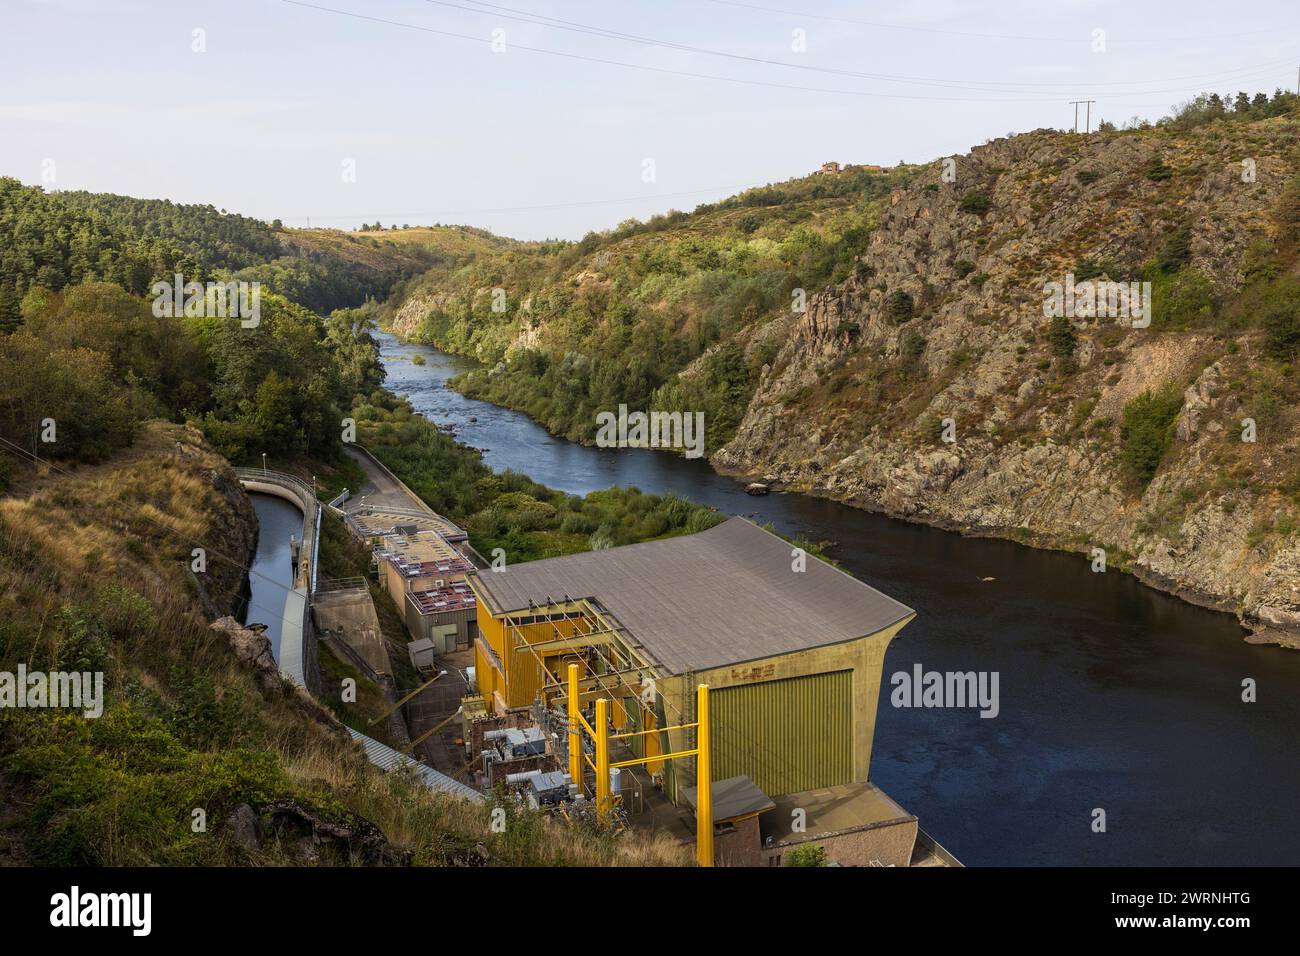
[[715, 122, 1300, 645], [211, 616, 281, 697]]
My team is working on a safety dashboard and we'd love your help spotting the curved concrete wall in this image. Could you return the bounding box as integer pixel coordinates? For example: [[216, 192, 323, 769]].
[[239, 478, 310, 510]]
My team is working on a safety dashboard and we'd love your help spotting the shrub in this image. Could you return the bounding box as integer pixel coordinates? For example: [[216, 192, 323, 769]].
[[958, 191, 992, 215], [685, 509, 725, 534], [885, 289, 915, 323], [1146, 155, 1173, 181], [511, 505, 554, 532], [787, 843, 828, 867], [901, 329, 927, 363], [1076, 170, 1102, 185], [1074, 257, 1116, 281], [1262, 295, 1300, 360], [1047, 316, 1078, 359], [559, 513, 596, 535], [954, 259, 976, 278], [1153, 268, 1215, 329], [1120, 389, 1183, 486], [1157, 225, 1193, 273]]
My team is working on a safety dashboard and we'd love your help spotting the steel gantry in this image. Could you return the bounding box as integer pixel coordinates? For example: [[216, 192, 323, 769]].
[[566, 663, 714, 867]]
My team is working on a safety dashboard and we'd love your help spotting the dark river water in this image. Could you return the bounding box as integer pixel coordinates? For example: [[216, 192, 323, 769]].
[[378, 332, 1300, 866], [244, 493, 302, 661]]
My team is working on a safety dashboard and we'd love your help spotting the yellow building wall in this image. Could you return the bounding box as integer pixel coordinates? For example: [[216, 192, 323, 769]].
[[656, 616, 913, 802], [709, 669, 853, 795], [471, 594, 913, 802], [474, 604, 599, 711]]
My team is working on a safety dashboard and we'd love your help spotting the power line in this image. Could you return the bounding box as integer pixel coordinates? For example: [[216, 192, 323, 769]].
[[279, 0, 1092, 103], [702, 0, 1279, 45], [282, 0, 1293, 122], [446, 0, 1296, 95]]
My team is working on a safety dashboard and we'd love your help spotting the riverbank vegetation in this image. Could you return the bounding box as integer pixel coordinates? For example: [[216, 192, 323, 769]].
[[351, 390, 725, 561]]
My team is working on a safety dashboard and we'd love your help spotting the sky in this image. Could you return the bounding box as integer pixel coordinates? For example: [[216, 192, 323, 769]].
[[2, 0, 1296, 240]]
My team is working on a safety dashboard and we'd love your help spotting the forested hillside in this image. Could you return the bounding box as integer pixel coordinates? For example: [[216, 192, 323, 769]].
[[384, 163, 918, 447], [0, 178, 397, 479], [0, 179, 508, 318], [0, 178, 525, 479]]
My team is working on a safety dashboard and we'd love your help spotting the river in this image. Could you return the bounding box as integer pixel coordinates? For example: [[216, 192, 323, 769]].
[[377, 331, 1300, 866]]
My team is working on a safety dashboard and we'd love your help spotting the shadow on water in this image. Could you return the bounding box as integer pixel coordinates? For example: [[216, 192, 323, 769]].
[[378, 332, 1300, 865]]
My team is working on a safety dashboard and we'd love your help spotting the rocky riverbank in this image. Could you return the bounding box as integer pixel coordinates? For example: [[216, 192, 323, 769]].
[[713, 122, 1300, 646]]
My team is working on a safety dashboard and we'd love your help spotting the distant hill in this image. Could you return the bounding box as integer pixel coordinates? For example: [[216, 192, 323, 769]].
[[0, 181, 508, 316]]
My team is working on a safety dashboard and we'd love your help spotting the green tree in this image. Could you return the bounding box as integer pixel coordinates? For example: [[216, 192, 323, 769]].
[[1262, 294, 1300, 360], [1047, 316, 1078, 359], [1120, 389, 1183, 487]]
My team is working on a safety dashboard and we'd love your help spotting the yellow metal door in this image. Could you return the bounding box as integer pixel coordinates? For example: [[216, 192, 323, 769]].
[[710, 670, 853, 796]]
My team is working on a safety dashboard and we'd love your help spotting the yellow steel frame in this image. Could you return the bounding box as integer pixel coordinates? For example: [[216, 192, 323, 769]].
[[566, 663, 713, 867]]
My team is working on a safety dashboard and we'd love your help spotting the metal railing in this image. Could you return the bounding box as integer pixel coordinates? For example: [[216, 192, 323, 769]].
[[350, 504, 436, 519], [232, 466, 319, 501], [315, 575, 369, 593]]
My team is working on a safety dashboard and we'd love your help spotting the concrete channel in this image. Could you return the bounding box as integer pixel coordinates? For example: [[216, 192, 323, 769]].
[[234, 465, 482, 802]]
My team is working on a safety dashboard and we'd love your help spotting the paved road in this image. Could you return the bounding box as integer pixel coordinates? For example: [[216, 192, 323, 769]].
[[343, 446, 430, 514]]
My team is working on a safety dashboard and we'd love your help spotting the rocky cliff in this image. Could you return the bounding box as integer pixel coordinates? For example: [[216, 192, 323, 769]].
[[714, 119, 1300, 644]]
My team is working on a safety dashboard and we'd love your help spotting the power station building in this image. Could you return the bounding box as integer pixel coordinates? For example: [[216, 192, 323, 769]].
[[374, 530, 479, 653], [466, 517, 939, 865]]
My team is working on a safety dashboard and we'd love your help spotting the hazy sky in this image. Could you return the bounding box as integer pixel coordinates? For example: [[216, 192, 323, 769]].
[[3, 0, 1296, 239]]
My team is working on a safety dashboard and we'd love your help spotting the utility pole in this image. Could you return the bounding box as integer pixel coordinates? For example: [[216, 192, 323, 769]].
[[1069, 99, 1096, 134]]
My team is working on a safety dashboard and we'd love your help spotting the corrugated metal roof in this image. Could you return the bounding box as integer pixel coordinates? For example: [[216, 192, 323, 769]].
[[681, 775, 776, 822], [347, 727, 484, 802], [473, 517, 914, 675]]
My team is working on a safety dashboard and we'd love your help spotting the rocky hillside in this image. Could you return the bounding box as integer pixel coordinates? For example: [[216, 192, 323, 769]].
[[380, 98, 1300, 645], [713, 113, 1300, 644]]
